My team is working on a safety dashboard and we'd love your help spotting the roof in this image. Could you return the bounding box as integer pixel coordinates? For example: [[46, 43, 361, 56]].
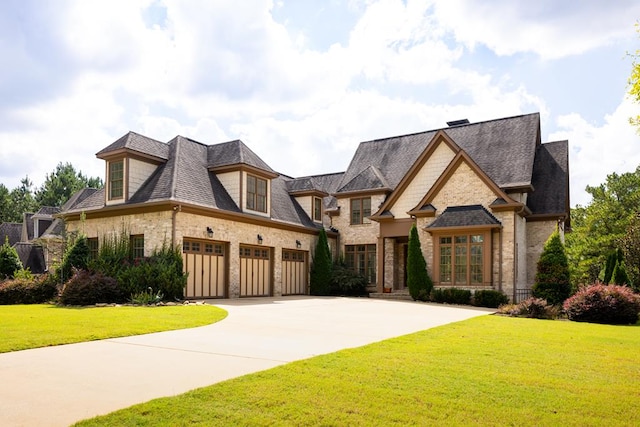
[[426, 205, 501, 229], [34, 206, 60, 217], [14, 242, 46, 274], [336, 113, 540, 194], [337, 165, 390, 193], [96, 131, 169, 160], [207, 140, 276, 173], [527, 140, 570, 219], [0, 223, 22, 246]]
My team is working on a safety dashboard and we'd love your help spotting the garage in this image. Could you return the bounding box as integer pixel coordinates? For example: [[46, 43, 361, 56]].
[[183, 239, 227, 298], [239, 245, 272, 297], [282, 250, 308, 295]]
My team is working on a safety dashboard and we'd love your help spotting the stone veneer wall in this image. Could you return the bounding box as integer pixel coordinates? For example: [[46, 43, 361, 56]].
[[65, 209, 330, 299]]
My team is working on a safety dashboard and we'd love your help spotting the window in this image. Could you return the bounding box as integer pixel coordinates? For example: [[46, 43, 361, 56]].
[[246, 175, 267, 213], [313, 197, 323, 222], [109, 160, 124, 200], [350, 197, 371, 225], [438, 234, 485, 285], [240, 246, 269, 259], [345, 244, 376, 283], [130, 235, 144, 260], [87, 238, 99, 260]]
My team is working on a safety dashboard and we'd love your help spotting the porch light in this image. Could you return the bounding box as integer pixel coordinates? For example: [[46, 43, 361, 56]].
[[296, 240, 301, 248], [257, 234, 263, 244], [206, 227, 214, 237]]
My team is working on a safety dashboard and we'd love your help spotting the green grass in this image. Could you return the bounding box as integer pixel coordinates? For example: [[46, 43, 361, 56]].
[[76, 316, 640, 426], [0, 304, 227, 353]]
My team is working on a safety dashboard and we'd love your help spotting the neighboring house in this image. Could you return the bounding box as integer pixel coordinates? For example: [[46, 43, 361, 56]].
[[60, 112, 569, 301], [0, 207, 63, 274]]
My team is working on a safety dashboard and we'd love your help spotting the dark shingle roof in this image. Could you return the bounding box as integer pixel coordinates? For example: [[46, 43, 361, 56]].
[[96, 131, 169, 160], [207, 140, 275, 173], [271, 176, 317, 228], [336, 113, 540, 193], [527, 140, 569, 216], [0, 223, 22, 246], [14, 242, 46, 274], [287, 172, 344, 194], [337, 165, 390, 193], [34, 206, 60, 216], [426, 205, 501, 229]]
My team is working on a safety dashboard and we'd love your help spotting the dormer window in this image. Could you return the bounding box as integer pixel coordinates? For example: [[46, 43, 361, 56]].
[[247, 174, 267, 213], [314, 197, 323, 222], [108, 160, 124, 200]]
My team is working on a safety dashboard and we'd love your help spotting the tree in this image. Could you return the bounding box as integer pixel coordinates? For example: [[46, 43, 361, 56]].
[[532, 231, 571, 305], [628, 22, 640, 131], [35, 162, 103, 207], [59, 236, 90, 283], [612, 259, 631, 287], [0, 237, 23, 279], [310, 228, 332, 296], [620, 214, 640, 289], [6, 176, 38, 222], [0, 184, 11, 223], [602, 250, 617, 284], [566, 166, 640, 285], [406, 224, 433, 301]]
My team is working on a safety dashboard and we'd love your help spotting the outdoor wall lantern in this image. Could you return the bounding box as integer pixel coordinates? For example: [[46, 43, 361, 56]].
[[257, 234, 263, 244], [206, 227, 214, 237], [296, 240, 301, 248]]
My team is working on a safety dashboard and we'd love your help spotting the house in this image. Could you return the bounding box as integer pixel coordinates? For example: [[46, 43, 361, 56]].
[[59, 112, 569, 301]]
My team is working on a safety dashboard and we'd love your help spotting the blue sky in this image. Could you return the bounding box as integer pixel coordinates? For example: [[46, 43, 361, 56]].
[[0, 0, 639, 207]]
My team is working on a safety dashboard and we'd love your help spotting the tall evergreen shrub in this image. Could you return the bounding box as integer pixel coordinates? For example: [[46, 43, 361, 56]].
[[60, 236, 89, 282], [406, 224, 433, 301], [310, 228, 332, 295], [612, 259, 631, 286], [532, 231, 571, 305], [0, 237, 22, 280]]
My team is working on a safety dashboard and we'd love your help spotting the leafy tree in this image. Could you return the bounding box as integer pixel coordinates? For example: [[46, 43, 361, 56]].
[[620, 214, 640, 289], [7, 177, 38, 222], [0, 237, 23, 279], [0, 184, 12, 223], [566, 166, 640, 285], [532, 231, 571, 305], [406, 224, 433, 301], [629, 22, 640, 131], [35, 162, 103, 207], [310, 228, 332, 295]]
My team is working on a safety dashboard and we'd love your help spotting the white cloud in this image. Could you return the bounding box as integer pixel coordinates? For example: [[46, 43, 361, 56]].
[[550, 97, 640, 207]]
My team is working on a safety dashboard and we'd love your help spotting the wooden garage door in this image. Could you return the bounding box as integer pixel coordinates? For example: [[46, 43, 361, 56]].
[[183, 239, 226, 298], [282, 250, 308, 295], [239, 246, 271, 297]]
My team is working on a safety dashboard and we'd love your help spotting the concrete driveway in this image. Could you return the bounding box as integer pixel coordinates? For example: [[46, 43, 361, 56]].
[[0, 297, 492, 426]]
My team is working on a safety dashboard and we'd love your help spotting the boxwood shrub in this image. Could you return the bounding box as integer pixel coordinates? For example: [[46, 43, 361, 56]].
[[60, 270, 124, 305], [330, 265, 368, 296], [563, 284, 640, 325], [430, 287, 472, 305], [473, 290, 509, 308]]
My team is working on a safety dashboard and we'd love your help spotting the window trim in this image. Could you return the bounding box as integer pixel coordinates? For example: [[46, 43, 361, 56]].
[[108, 160, 125, 201], [432, 230, 491, 287], [130, 234, 144, 260], [246, 174, 268, 213], [350, 197, 372, 225], [313, 197, 323, 222]]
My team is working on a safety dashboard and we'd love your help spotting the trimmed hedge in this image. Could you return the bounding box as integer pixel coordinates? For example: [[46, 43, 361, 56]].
[[563, 284, 640, 325], [330, 265, 368, 296], [0, 275, 58, 305], [60, 270, 124, 305], [430, 287, 472, 305], [473, 290, 509, 308]]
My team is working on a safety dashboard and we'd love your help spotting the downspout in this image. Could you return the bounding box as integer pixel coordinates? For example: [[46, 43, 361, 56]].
[[171, 205, 182, 247]]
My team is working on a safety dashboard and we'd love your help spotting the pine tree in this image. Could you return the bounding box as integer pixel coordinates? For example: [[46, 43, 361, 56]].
[[0, 236, 23, 279], [612, 259, 631, 286], [406, 224, 433, 301], [310, 228, 332, 295], [532, 231, 571, 305]]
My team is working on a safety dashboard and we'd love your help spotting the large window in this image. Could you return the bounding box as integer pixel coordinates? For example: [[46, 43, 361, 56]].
[[246, 175, 267, 213], [87, 238, 99, 260], [313, 197, 322, 222], [345, 244, 376, 283], [350, 197, 371, 225], [130, 235, 144, 260], [109, 160, 124, 200], [438, 234, 485, 286]]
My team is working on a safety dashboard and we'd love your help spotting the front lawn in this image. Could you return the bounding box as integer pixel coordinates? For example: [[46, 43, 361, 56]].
[[76, 315, 640, 426], [0, 304, 227, 353]]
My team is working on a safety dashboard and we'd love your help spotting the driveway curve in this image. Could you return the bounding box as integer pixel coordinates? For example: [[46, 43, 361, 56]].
[[0, 297, 492, 426]]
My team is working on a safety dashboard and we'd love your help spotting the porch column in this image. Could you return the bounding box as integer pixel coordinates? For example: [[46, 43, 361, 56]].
[[384, 237, 395, 291], [376, 237, 385, 293]]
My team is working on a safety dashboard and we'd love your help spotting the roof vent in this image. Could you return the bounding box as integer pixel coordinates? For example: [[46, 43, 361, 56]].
[[446, 119, 470, 127]]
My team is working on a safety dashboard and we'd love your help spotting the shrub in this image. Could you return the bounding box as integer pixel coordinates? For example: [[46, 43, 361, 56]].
[[0, 274, 58, 304], [60, 270, 124, 305], [532, 231, 571, 305], [310, 228, 332, 296], [612, 260, 631, 286], [60, 236, 90, 282], [88, 229, 131, 278], [473, 290, 509, 308], [563, 284, 640, 325], [430, 287, 472, 305], [330, 264, 368, 296], [130, 287, 164, 305], [407, 224, 433, 300], [117, 244, 186, 301], [498, 297, 559, 319], [0, 237, 22, 280]]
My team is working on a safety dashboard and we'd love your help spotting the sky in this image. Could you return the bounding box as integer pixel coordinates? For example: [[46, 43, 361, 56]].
[[1, 0, 639, 208]]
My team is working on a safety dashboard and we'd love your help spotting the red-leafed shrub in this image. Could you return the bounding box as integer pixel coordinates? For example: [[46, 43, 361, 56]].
[[0, 274, 57, 304], [563, 284, 640, 325], [60, 270, 124, 305], [498, 297, 559, 319]]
